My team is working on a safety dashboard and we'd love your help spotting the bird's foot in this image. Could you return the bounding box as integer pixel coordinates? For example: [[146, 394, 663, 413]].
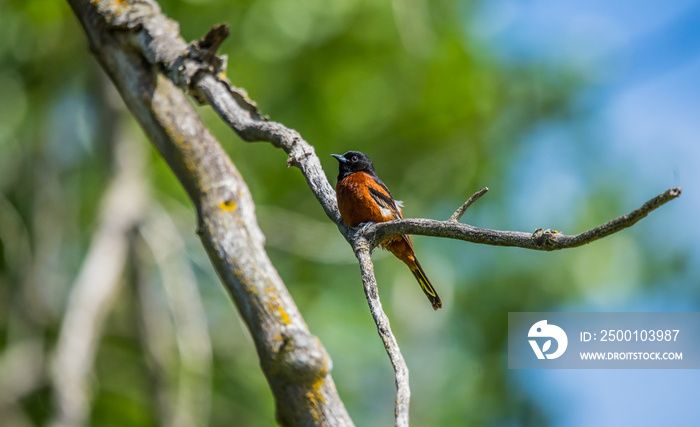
[[358, 221, 376, 233]]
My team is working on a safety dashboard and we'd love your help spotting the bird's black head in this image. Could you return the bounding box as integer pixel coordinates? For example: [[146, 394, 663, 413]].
[[331, 151, 376, 180]]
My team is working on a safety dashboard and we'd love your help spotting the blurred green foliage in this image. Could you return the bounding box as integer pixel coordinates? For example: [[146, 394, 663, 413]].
[[0, 0, 684, 426]]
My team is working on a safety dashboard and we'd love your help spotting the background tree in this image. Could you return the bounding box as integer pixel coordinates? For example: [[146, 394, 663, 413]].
[[0, 0, 696, 426]]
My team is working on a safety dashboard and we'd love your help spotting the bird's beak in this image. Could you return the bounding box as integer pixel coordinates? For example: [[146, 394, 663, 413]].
[[331, 154, 347, 163]]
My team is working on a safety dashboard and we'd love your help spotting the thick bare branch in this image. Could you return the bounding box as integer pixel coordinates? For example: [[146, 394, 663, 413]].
[[367, 187, 682, 250], [66, 1, 352, 425]]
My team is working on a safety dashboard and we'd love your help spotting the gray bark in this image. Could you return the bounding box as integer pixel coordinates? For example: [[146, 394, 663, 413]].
[[66, 1, 353, 425]]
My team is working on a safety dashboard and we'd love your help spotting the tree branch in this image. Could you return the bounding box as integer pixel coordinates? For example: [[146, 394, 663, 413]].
[[353, 239, 410, 427], [195, 73, 347, 232], [66, 1, 352, 425], [365, 187, 681, 251], [449, 187, 489, 222]]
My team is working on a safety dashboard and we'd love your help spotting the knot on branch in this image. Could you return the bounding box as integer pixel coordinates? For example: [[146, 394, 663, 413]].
[[285, 136, 314, 167], [530, 228, 561, 249], [270, 326, 330, 384]]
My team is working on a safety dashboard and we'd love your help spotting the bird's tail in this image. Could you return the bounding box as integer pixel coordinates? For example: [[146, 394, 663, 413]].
[[409, 259, 442, 310]]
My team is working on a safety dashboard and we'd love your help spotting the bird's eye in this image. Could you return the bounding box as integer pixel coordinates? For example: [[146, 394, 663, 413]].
[[351, 155, 358, 162]]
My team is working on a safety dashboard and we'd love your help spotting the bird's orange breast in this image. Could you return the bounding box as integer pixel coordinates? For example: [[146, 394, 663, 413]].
[[336, 172, 391, 226]]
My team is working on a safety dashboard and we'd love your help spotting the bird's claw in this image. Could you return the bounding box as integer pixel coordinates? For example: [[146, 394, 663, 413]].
[[358, 221, 376, 233]]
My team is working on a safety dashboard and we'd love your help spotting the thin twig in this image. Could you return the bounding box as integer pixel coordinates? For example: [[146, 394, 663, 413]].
[[354, 240, 410, 427], [368, 187, 682, 250], [449, 187, 489, 222]]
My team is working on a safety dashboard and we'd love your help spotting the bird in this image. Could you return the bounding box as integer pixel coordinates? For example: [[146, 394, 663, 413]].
[[332, 151, 442, 310]]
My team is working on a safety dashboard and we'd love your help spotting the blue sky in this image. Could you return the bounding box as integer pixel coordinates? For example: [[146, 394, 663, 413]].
[[472, 0, 700, 228], [470, 1, 700, 425]]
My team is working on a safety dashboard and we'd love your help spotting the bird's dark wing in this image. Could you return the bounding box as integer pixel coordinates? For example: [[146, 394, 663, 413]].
[[367, 175, 403, 220]]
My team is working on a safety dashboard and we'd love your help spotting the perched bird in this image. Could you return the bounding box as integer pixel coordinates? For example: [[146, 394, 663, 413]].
[[332, 151, 442, 310]]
